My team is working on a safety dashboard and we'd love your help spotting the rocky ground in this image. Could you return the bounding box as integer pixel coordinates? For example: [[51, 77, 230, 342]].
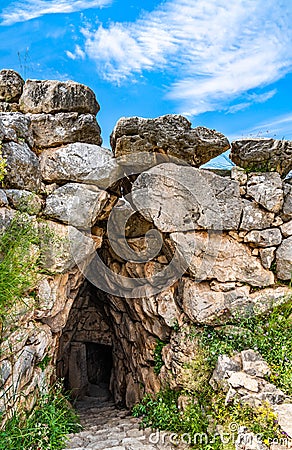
[[65, 388, 189, 450]]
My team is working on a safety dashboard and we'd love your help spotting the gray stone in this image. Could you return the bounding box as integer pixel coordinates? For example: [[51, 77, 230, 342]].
[[39, 220, 98, 273], [273, 404, 292, 438], [132, 163, 243, 232], [281, 220, 292, 237], [283, 183, 292, 218], [111, 115, 230, 166], [231, 166, 248, 185], [40, 142, 120, 188], [228, 372, 259, 392], [20, 79, 100, 115], [170, 231, 274, 286], [244, 229, 282, 247], [0, 69, 24, 102], [241, 350, 271, 377], [5, 189, 43, 214], [0, 102, 19, 112], [259, 247, 276, 269], [276, 236, 292, 280], [0, 360, 12, 385], [235, 428, 268, 450], [230, 138, 292, 177], [0, 207, 15, 231], [240, 200, 275, 231], [0, 112, 34, 147], [210, 355, 241, 390], [44, 183, 109, 228], [28, 112, 102, 150], [0, 189, 8, 207], [1, 141, 41, 191], [249, 287, 291, 315], [246, 173, 284, 213]]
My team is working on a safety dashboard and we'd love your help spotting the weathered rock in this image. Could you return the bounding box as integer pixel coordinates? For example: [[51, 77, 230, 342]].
[[228, 371, 259, 392], [132, 163, 243, 232], [281, 220, 292, 237], [170, 232, 274, 286], [0, 189, 8, 207], [246, 173, 284, 213], [240, 200, 275, 231], [20, 79, 100, 115], [44, 183, 109, 228], [230, 138, 292, 177], [244, 229, 282, 247], [276, 236, 292, 280], [273, 404, 292, 438], [0, 112, 34, 147], [283, 182, 292, 219], [0, 360, 12, 385], [39, 220, 98, 273], [210, 354, 241, 390], [249, 287, 291, 314], [28, 112, 102, 150], [0, 102, 20, 112], [5, 189, 43, 214], [111, 115, 230, 166], [1, 141, 41, 191], [0, 207, 15, 231], [231, 166, 248, 185], [0, 69, 24, 102], [40, 143, 120, 188], [241, 350, 271, 377], [259, 247, 276, 269]]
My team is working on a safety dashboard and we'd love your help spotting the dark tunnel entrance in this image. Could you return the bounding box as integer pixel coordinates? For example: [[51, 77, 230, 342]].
[[86, 343, 113, 398]]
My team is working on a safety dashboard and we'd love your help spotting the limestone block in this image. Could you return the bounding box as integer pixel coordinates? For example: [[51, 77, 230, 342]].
[[111, 114, 230, 166], [276, 236, 292, 280], [5, 189, 43, 214], [259, 247, 276, 269], [240, 199, 274, 231], [244, 229, 282, 247], [0, 112, 34, 146], [281, 219, 292, 237], [247, 173, 284, 213], [273, 404, 292, 438], [241, 350, 271, 377], [0, 69, 24, 102], [20, 79, 99, 115]]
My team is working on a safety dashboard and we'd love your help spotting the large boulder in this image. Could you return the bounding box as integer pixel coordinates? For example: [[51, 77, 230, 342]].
[[44, 183, 109, 228], [0, 112, 34, 147], [111, 115, 230, 166], [230, 138, 292, 177], [20, 79, 99, 115], [40, 143, 120, 188], [132, 163, 242, 231], [0, 69, 24, 103], [2, 141, 41, 191], [28, 113, 102, 150], [169, 231, 274, 286]]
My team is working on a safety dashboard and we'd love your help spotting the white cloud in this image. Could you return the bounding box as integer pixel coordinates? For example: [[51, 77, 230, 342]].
[[66, 44, 86, 60], [0, 0, 112, 26], [75, 0, 292, 113]]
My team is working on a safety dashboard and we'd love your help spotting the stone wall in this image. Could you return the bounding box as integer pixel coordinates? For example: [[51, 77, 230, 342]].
[[0, 69, 291, 422]]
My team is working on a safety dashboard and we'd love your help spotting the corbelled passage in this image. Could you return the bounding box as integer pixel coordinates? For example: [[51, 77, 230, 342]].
[[0, 70, 291, 449]]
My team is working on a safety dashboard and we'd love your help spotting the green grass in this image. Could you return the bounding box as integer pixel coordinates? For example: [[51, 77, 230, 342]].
[[0, 214, 40, 323], [0, 384, 81, 450], [198, 299, 292, 395]]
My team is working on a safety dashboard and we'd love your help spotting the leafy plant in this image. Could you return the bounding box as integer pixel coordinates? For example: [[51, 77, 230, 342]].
[[0, 145, 7, 184], [0, 383, 81, 450], [153, 339, 167, 375]]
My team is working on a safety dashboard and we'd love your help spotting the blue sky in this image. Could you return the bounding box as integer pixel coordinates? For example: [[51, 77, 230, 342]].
[[1, 0, 292, 157]]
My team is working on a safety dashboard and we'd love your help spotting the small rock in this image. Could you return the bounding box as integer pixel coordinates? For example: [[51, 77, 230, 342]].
[[259, 247, 276, 269], [276, 236, 292, 280], [240, 200, 275, 231], [244, 229, 282, 247], [281, 220, 292, 237], [231, 166, 248, 185], [241, 350, 271, 377], [273, 404, 292, 438], [0, 189, 8, 207], [228, 372, 259, 392], [0, 112, 34, 147]]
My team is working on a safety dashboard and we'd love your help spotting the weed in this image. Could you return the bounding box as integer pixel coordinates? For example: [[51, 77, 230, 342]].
[[0, 383, 81, 450], [153, 339, 167, 375]]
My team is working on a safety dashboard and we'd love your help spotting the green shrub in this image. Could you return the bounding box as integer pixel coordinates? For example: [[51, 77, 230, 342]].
[[153, 339, 167, 375], [0, 215, 40, 323], [0, 384, 81, 450], [199, 299, 292, 395]]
